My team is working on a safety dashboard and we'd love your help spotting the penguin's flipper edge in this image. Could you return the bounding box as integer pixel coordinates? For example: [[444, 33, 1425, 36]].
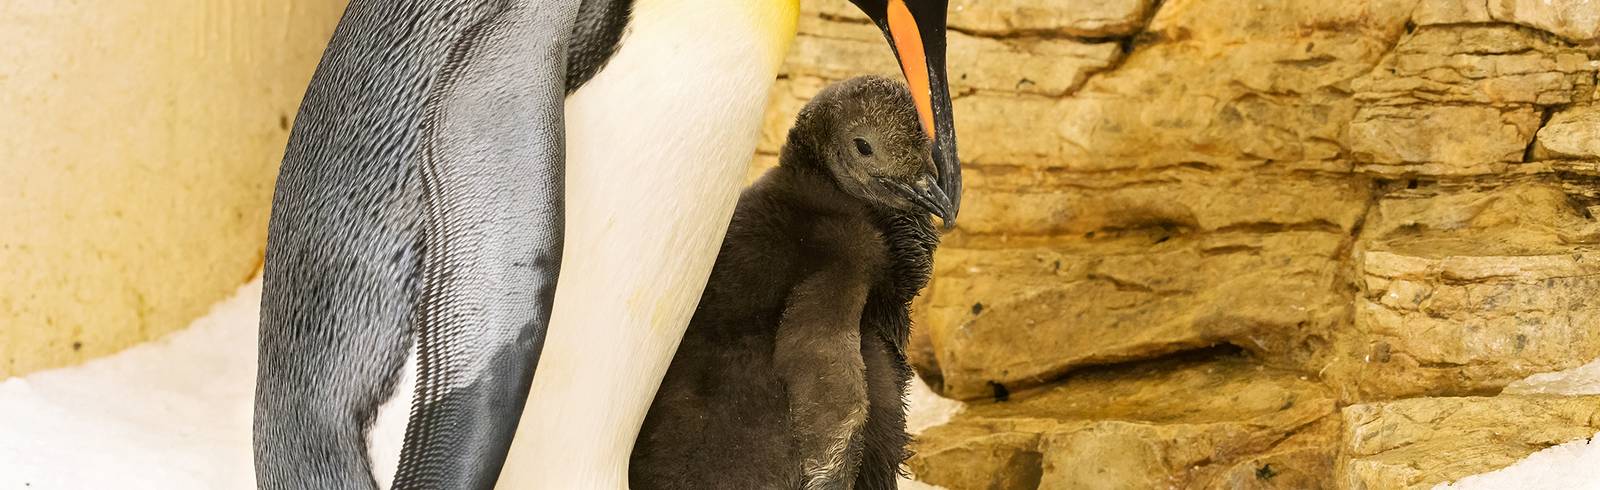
[[394, 2, 581, 488]]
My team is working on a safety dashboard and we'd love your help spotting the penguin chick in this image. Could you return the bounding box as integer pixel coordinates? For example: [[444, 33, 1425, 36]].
[[629, 76, 947, 490]]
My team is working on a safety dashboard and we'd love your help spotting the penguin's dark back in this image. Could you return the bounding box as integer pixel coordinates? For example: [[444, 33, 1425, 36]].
[[565, 0, 634, 92]]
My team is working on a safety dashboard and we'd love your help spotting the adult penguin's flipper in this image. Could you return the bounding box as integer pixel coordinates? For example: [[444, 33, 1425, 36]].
[[394, 1, 580, 488], [254, 1, 578, 489]]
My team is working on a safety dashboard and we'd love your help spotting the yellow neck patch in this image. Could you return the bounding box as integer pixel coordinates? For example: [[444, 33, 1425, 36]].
[[737, 0, 801, 67], [768, 0, 802, 65], [630, 0, 800, 69]]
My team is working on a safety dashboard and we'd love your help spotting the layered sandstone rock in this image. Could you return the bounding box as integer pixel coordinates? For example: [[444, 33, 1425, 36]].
[[1414, 0, 1600, 43], [1536, 105, 1600, 159], [766, 0, 1600, 487], [1349, 24, 1597, 175], [1338, 395, 1600, 489], [1329, 183, 1600, 401], [916, 168, 1368, 399], [908, 355, 1339, 490]]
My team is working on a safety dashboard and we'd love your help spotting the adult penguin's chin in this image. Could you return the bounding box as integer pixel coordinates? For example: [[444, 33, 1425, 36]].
[[847, 0, 961, 223]]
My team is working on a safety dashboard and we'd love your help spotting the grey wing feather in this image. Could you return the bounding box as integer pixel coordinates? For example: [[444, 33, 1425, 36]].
[[253, 1, 580, 489], [395, 1, 579, 488], [254, 2, 494, 488]]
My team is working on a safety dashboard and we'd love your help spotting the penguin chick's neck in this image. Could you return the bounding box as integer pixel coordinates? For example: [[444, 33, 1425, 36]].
[[771, 127, 942, 344], [780, 142, 870, 217]]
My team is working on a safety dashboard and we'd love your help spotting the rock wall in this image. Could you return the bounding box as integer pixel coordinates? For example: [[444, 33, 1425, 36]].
[[763, 1, 1600, 488], [0, 1, 347, 377]]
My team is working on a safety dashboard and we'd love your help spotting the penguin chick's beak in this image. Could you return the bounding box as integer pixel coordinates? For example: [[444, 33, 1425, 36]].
[[852, 0, 963, 223], [881, 175, 955, 229]]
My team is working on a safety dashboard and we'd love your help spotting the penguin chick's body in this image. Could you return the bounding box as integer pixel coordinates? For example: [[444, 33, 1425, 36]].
[[629, 76, 950, 490]]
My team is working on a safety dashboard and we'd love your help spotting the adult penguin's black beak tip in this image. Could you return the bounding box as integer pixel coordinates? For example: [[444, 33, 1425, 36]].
[[882, 173, 956, 230]]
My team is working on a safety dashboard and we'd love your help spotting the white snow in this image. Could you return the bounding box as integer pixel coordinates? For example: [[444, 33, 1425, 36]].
[[0, 277, 961, 489], [0, 278, 266, 489], [1434, 432, 1600, 490], [1434, 357, 1600, 490], [906, 374, 963, 435], [902, 371, 963, 490], [1502, 357, 1600, 396]]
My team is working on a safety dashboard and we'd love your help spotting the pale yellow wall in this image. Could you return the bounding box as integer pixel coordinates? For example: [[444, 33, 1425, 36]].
[[0, 1, 349, 377]]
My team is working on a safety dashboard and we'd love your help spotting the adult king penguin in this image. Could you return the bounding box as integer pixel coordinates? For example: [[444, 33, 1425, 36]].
[[253, 0, 962, 489]]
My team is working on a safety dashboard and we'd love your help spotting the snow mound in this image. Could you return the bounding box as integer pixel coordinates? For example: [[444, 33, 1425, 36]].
[[0, 279, 264, 489], [0, 277, 959, 489], [1436, 356, 1600, 490], [1503, 358, 1600, 396], [1435, 432, 1600, 490]]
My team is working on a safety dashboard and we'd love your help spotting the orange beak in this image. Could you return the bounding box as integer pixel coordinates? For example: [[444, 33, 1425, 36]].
[[887, 0, 937, 141]]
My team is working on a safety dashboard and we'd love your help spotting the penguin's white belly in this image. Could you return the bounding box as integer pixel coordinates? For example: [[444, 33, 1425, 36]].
[[498, 1, 797, 487]]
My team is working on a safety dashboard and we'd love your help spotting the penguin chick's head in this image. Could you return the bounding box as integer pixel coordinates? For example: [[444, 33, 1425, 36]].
[[786, 76, 955, 226]]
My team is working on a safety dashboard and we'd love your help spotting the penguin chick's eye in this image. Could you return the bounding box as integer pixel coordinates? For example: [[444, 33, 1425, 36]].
[[853, 138, 874, 156]]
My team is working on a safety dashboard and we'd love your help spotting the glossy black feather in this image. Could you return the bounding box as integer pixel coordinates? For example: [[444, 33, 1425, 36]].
[[565, 0, 633, 92]]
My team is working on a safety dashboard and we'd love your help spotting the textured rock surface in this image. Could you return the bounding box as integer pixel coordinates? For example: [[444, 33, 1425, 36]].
[[1536, 105, 1600, 159], [1415, 0, 1600, 43], [908, 355, 1339, 490], [920, 198, 1361, 399], [1328, 183, 1600, 401], [765, 0, 1600, 487], [1338, 395, 1600, 489], [1349, 25, 1596, 175], [0, 0, 347, 377]]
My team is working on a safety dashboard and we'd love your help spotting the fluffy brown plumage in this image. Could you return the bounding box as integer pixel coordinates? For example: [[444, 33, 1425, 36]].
[[628, 76, 944, 490]]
